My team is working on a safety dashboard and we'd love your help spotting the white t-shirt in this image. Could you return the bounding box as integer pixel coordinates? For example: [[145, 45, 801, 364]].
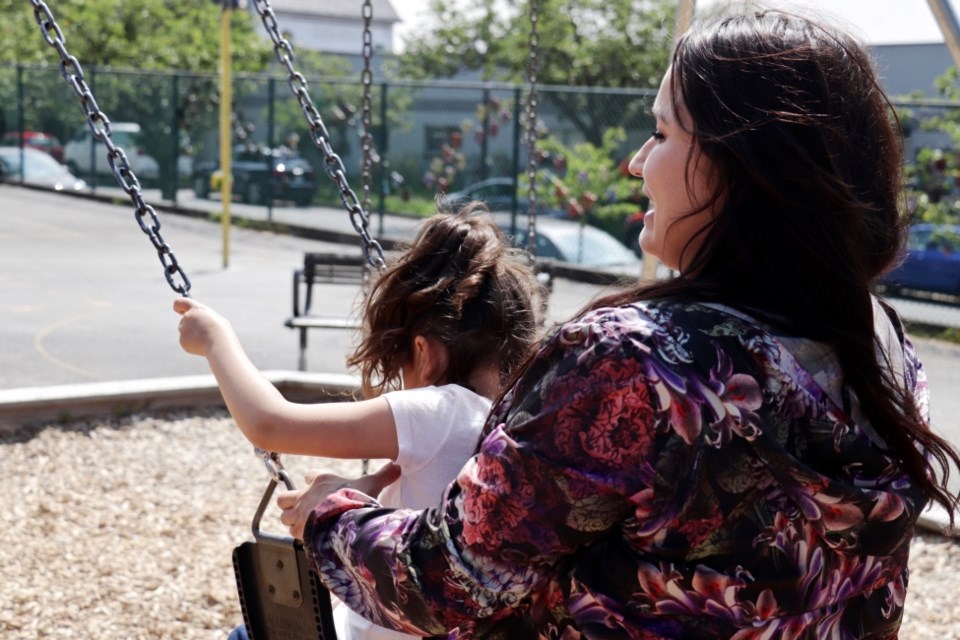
[[333, 384, 491, 640]]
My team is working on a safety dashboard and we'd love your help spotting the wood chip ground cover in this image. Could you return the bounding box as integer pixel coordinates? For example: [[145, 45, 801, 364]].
[[1, 410, 957, 639]]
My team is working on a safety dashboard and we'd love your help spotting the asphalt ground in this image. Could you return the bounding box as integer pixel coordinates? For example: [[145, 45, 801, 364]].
[[1, 184, 957, 504], [0, 185, 605, 387]]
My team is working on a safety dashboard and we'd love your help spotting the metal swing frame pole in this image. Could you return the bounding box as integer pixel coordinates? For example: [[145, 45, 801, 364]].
[[927, 0, 960, 71], [676, 0, 696, 36]]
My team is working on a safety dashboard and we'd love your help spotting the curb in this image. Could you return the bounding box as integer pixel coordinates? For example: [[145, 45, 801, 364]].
[[0, 371, 359, 433], [916, 502, 959, 537], [16, 183, 644, 286], [0, 372, 955, 539]]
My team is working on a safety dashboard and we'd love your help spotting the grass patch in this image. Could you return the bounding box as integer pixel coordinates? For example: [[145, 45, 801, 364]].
[[905, 322, 960, 345]]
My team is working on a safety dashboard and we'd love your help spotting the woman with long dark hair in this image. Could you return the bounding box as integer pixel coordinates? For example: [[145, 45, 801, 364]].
[[276, 5, 960, 638]]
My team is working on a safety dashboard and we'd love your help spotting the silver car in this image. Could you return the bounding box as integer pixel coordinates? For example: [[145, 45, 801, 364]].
[[0, 147, 89, 193], [492, 211, 644, 276]]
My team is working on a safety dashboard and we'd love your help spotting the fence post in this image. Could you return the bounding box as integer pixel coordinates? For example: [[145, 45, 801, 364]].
[[16, 65, 25, 184], [480, 86, 491, 181], [267, 77, 275, 222], [377, 81, 388, 236], [167, 72, 180, 204], [509, 85, 523, 236], [89, 67, 98, 191]]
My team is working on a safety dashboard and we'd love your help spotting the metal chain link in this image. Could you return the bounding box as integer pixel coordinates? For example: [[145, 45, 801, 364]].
[[250, 0, 386, 272], [248, 0, 386, 480], [358, 0, 377, 295], [524, 0, 541, 256], [254, 447, 295, 489], [183, 80, 267, 150], [27, 0, 192, 297], [29, 0, 385, 485], [359, 0, 376, 218]]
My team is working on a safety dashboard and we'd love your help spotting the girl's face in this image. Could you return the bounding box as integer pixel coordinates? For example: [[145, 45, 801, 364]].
[[628, 68, 719, 272]]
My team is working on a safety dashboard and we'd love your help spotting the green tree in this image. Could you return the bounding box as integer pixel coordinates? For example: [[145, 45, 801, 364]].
[[398, 0, 674, 145], [2, 0, 277, 194], [529, 127, 646, 235], [899, 68, 960, 226], [1, 0, 272, 70], [399, 0, 674, 87], [3, 0, 404, 201]]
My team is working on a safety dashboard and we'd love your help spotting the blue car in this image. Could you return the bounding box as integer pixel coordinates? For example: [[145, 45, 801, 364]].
[[881, 223, 960, 297]]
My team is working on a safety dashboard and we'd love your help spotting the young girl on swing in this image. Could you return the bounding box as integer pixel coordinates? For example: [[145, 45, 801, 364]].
[[173, 204, 545, 640]]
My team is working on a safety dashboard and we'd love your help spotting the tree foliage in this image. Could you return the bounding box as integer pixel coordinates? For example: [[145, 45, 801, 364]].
[[900, 68, 960, 226], [1, 0, 272, 71], [1, 0, 383, 196], [397, 0, 676, 89], [397, 0, 672, 148], [1, 0, 275, 194]]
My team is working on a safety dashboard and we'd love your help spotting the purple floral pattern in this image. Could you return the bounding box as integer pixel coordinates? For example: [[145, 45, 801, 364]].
[[305, 301, 928, 639]]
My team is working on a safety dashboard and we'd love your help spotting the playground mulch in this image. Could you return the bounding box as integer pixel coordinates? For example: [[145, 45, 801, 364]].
[[0, 409, 957, 639]]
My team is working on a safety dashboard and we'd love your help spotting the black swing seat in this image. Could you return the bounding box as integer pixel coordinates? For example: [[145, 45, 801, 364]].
[[233, 478, 338, 639]]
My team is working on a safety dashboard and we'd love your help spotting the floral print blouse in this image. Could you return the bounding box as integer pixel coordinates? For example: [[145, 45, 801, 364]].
[[305, 300, 928, 639]]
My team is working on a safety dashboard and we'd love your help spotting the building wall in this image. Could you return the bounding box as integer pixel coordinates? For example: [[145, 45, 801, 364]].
[[239, 21, 960, 178], [252, 13, 396, 56], [871, 43, 960, 160], [872, 42, 956, 97]]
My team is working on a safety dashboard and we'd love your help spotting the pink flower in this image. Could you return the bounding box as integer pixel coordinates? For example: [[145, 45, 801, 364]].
[[867, 490, 906, 523]]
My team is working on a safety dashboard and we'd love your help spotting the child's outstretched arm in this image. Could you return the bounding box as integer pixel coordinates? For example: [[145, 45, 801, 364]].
[[173, 298, 398, 461]]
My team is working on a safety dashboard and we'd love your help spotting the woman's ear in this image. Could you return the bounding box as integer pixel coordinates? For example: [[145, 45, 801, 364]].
[[411, 335, 449, 387]]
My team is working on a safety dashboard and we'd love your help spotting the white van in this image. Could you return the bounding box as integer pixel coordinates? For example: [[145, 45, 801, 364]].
[[63, 122, 160, 185]]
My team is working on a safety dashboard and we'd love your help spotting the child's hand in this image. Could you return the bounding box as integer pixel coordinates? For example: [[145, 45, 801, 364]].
[[173, 298, 233, 357], [277, 462, 401, 540]]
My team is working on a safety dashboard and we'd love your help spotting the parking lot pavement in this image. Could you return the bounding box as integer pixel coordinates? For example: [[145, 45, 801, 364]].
[[2, 185, 959, 489], [0, 185, 608, 391]]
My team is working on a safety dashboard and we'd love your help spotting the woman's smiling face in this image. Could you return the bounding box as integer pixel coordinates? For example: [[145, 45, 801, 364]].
[[628, 68, 720, 272]]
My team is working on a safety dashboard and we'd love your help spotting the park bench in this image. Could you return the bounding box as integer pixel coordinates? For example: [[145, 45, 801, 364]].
[[284, 250, 556, 371], [284, 252, 370, 371]]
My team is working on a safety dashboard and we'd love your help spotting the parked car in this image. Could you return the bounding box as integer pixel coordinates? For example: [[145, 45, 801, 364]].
[[1, 131, 64, 163], [881, 223, 960, 297], [63, 122, 160, 185], [490, 212, 643, 274], [0, 146, 89, 192], [441, 177, 566, 218], [192, 145, 318, 206]]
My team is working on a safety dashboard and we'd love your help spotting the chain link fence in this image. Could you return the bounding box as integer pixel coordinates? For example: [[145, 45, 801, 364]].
[[0, 65, 653, 199], [2, 64, 960, 324], [1, 63, 655, 265]]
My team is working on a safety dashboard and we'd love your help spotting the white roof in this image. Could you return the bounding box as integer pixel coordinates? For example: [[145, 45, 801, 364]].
[[268, 0, 400, 22]]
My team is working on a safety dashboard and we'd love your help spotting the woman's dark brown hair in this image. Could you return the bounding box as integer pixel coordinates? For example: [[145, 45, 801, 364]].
[[347, 202, 545, 398], [587, 6, 960, 518]]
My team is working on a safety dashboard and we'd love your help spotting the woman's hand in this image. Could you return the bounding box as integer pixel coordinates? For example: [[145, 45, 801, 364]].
[[277, 462, 401, 540], [173, 298, 234, 357]]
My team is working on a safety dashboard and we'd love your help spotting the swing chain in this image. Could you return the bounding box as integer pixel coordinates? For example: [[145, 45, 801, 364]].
[[254, 448, 295, 490], [524, 0, 541, 256], [27, 0, 192, 297], [250, 0, 386, 271], [360, 0, 376, 218]]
